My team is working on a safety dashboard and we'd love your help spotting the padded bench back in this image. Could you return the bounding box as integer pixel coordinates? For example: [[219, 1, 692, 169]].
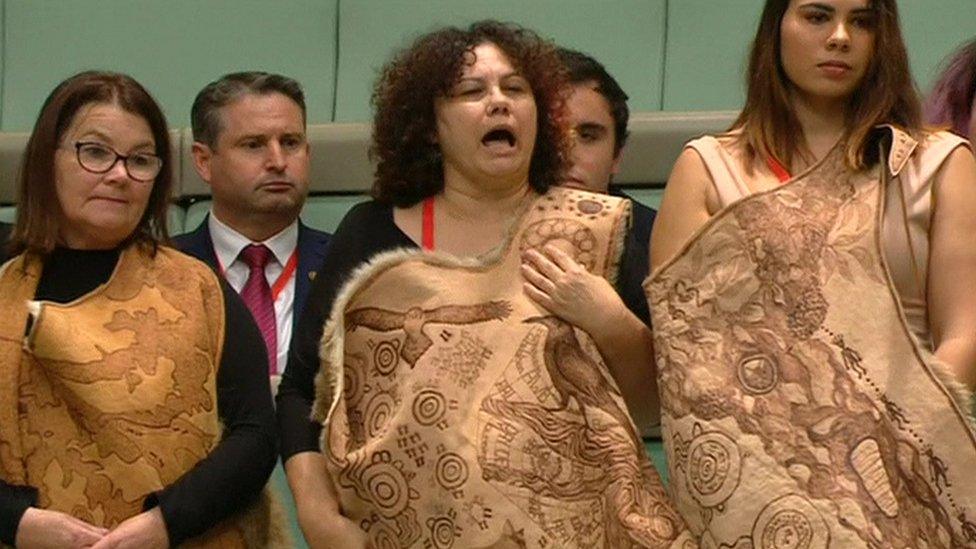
[[0, 111, 736, 233], [0, 133, 29, 204], [0, 111, 737, 203], [179, 123, 374, 196], [0, 130, 183, 204], [616, 111, 735, 185]]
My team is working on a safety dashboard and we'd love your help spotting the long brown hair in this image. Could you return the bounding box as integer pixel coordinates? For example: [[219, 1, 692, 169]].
[[731, 0, 921, 171], [10, 71, 173, 257]]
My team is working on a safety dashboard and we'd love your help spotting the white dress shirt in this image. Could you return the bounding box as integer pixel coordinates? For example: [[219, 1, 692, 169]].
[[208, 213, 298, 373]]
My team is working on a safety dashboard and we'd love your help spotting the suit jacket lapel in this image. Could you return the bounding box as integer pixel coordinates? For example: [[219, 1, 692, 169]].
[[178, 214, 220, 272], [294, 222, 328, 323]]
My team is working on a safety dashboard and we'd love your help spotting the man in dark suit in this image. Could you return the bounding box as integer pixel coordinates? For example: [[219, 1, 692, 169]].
[[557, 48, 655, 326], [174, 72, 329, 387], [554, 49, 659, 437]]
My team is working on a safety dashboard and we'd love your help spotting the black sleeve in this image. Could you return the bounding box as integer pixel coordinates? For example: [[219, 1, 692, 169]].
[[145, 282, 276, 545], [615, 203, 656, 327], [277, 202, 413, 460], [0, 222, 12, 265], [0, 481, 37, 545]]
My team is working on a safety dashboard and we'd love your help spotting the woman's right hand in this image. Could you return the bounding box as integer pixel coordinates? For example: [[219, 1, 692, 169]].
[[286, 452, 369, 549], [299, 509, 368, 549], [15, 507, 108, 548]]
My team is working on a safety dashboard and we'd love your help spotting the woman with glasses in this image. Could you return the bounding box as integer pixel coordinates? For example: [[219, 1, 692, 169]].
[[0, 71, 280, 548], [649, 0, 976, 545]]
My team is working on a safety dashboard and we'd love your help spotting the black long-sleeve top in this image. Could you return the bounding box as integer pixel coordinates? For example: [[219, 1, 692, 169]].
[[276, 198, 652, 460], [277, 202, 413, 459], [612, 187, 658, 326], [0, 246, 277, 546], [0, 222, 12, 265]]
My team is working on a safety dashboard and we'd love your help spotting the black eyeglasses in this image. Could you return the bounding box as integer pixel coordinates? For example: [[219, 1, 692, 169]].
[[72, 141, 163, 182]]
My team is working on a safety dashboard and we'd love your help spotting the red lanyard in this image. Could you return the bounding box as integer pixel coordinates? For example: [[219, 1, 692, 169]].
[[216, 247, 299, 301], [766, 156, 792, 183], [270, 250, 299, 300], [422, 197, 435, 251]]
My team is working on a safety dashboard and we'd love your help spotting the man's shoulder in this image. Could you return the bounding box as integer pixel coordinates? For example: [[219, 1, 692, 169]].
[[171, 221, 211, 254], [630, 199, 657, 226], [610, 188, 657, 220], [170, 221, 219, 270], [298, 222, 331, 244], [297, 222, 332, 268]]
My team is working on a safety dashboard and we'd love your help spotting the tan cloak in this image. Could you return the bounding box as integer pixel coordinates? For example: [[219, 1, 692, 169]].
[[0, 246, 282, 548], [315, 187, 693, 548], [646, 129, 976, 548]]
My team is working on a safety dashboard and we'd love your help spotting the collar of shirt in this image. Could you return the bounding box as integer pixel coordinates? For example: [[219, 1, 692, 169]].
[[208, 212, 299, 276], [207, 212, 299, 373]]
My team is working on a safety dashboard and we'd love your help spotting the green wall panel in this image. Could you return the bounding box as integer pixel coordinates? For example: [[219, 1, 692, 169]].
[[662, 0, 763, 111], [0, 0, 5, 129], [900, 0, 976, 94], [2, 0, 337, 131], [333, 0, 666, 121], [0, 1, 972, 129]]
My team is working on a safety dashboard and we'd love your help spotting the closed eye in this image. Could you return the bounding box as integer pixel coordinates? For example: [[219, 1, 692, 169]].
[[129, 154, 156, 168], [451, 81, 484, 98], [80, 143, 113, 160], [502, 77, 530, 94]]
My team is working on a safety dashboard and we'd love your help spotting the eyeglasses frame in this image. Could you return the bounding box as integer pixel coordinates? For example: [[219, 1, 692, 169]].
[[71, 141, 163, 183]]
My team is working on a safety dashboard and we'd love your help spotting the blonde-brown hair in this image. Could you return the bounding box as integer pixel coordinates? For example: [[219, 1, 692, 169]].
[[731, 0, 921, 171]]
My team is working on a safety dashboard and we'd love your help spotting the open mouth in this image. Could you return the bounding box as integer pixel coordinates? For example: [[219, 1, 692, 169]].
[[482, 128, 517, 149]]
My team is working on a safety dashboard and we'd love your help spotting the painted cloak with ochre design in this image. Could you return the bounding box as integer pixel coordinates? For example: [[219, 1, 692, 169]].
[[314, 186, 693, 548], [645, 128, 976, 548], [0, 246, 281, 548]]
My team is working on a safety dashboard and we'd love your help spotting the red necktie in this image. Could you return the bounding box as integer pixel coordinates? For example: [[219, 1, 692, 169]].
[[239, 244, 277, 374]]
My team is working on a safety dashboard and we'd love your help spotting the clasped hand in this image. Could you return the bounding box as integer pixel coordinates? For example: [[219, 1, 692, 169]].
[[16, 507, 168, 549], [521, 244, 624, 335]]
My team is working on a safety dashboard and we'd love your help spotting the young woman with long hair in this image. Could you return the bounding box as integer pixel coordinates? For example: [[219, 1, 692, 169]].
[[648, 1, 976, 545]]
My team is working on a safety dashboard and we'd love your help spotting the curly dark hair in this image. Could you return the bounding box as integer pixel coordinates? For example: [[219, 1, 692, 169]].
[[371, 20, 570, 207]]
